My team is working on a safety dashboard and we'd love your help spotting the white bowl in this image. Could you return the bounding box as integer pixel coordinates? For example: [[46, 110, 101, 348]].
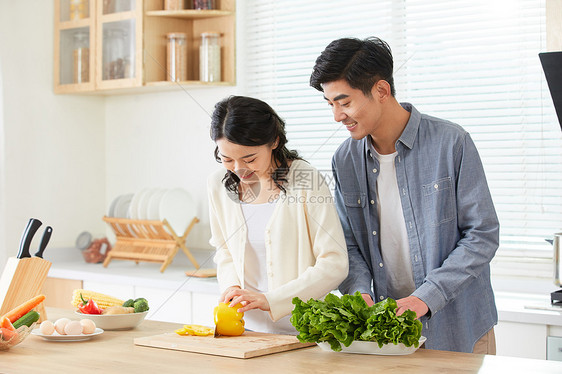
[[74, 311, 148, 330], [317, 336, 426, 355]]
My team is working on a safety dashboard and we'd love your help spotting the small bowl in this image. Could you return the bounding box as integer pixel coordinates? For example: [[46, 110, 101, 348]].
[[0, 323, 36, 350], [74, 311, 148, 330]]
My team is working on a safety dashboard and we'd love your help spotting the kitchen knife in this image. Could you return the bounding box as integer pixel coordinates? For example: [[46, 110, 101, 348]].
[[16, 218, 42, 259], [34, 226, 53, 258]]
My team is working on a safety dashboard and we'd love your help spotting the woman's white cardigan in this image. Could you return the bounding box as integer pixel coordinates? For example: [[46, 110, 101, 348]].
[[208, 159, 349, 321]]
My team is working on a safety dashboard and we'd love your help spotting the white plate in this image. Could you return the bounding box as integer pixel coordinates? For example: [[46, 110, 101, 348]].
[[128, 189, 149, 219], [31, 328, 104, 342], [74, 311, 148, 330], [159, 188, 196, 235], [317, 336, 426, 355], [137, 188, 157, 220], [108, 195, 120, 217], [146, 188, 166, 220], [113, 193, 133, 218]]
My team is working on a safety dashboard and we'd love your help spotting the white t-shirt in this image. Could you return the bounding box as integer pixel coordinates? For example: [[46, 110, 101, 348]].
[[241, 201, 296, 335], [374, 149, 416, 300]]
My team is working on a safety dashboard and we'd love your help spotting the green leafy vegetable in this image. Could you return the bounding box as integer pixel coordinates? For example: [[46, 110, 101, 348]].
[[290, 291, 423, 351]]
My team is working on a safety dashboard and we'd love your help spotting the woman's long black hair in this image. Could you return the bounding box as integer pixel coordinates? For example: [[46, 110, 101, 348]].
[[210, 96, 302, 194]]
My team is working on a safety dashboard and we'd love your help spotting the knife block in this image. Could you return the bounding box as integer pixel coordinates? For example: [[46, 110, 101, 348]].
[[0, 256, 51, 322]]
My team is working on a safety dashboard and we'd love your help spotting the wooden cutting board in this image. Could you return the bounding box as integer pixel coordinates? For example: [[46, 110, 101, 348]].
[[134, 331, 314, 359]]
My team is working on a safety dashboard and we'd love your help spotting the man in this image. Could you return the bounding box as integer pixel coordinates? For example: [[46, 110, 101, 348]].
[[310, 37, 499, 354]]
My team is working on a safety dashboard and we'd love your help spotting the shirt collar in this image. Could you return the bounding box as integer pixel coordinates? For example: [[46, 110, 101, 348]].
[[362, 102, 421, 156], [397, 102, 420, 150]]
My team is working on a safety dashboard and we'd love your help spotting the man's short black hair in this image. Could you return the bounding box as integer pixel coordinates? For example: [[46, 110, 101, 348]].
[[310, 36, 395, 97]]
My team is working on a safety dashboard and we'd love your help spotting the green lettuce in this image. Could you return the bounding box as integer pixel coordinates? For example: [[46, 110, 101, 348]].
[[290, 292, 423, 351]]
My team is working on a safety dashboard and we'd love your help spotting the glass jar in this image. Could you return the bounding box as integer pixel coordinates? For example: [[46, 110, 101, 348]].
[[73, 31, 89, 84], [164, 0, 184, 10], [199, 32, 221, 82], [193, 0, 214, 10], [70, 0, 88, 20], [166, 33, 188, 82], [103, 28, 129, 80], [103, 0, 134, 13]]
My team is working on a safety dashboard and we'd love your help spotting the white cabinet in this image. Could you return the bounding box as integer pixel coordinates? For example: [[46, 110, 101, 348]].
[[191, 292, 218, 326], [495, 321, 547, 359], [82, 279, 219, 324], [134, 286, 192, 324]]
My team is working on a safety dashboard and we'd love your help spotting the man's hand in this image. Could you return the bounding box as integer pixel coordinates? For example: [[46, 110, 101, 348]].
[[361, 293, 374, 307], [396, 295, 428, 319], [222, 287, 271, 313]]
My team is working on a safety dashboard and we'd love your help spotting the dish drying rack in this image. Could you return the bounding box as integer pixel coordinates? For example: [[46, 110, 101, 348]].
[[102, 216, 214, 276]]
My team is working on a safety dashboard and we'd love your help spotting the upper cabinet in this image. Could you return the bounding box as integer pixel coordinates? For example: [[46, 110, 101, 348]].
[[54, 0, 236, 94]]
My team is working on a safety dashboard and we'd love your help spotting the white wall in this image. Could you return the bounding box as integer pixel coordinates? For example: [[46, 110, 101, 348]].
[[0, 55, 5, 269], [0, 1, 243, 270], [0, 0, 106, 266], [104, 88, 234, 250]]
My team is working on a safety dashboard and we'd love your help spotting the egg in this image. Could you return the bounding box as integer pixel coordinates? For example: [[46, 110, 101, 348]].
[[39, 320, 55, 335], [80, 319, 96, 334], [64, 320, 83, 335], [54, 318, 71, 335]]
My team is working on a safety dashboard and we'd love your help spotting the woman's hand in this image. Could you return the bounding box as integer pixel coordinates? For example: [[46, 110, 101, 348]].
[[219, 286, 242, 303], [222, 287, 270, 313]]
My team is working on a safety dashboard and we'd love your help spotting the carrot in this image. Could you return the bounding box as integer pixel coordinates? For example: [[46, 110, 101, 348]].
[[1, 317, 18, 342], [1, 294, 46, 323], [1, 316, 15, 331], [1, 327, 18, 341]]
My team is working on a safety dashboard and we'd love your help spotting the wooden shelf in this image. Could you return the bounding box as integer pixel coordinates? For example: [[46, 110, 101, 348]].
[[54, 0, 236, 94], [99, 11, 138, 23], [146, 10, 233, 19], [59, 18, 92, 30], [146, 80, 235, 87]]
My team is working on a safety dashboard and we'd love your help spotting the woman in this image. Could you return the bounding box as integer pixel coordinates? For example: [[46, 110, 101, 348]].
[[207, 96, 348, 334]]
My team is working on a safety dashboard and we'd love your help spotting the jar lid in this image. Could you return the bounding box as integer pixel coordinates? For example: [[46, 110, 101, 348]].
[[76, 231, 92, 250], [201, 32, 221, 37], [166, 32, 187, 39]]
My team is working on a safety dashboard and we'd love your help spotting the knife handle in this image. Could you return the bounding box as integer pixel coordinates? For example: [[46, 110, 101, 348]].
[[17, 218, 42, 258], [35, 226, 53, 258]]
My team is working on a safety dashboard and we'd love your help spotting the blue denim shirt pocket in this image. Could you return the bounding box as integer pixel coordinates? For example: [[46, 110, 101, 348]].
[[422, 177, 455, 226], [343, 192, 367, 232]]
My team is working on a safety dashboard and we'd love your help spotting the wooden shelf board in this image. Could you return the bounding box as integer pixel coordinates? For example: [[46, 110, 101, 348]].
[[56, 81, 234, 95], [58, 19, 92, 30], [145, 80, 235, 87], [145, 10, 233, 19], [99, 11, 137, 23]]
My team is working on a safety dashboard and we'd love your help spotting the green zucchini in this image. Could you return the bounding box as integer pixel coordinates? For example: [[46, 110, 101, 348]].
[[13, 310, 40, 329]]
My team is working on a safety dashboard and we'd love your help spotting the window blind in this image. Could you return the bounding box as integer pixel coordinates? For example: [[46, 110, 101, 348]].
[[241, 0, 562, 261]]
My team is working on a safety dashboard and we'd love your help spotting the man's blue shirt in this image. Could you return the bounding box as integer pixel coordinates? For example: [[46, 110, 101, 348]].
[[333, 103, 499, 353]]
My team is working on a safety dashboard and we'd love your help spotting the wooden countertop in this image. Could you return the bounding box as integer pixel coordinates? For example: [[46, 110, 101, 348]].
[[2, 308, 562, 373]]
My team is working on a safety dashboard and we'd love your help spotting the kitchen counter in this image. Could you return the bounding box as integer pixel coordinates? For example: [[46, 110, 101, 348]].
[[43, 247, 562, 327], [2, 308, 562, 373], [44, 246, 220, 295], [496, 291, 562, 327]]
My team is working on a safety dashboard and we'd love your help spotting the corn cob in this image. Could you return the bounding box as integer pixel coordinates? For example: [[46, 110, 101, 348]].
[[71, 289, 124, 310]]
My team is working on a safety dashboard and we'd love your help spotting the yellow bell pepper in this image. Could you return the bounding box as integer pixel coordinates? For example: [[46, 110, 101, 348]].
[[175, 324, 214, 336], [213, 302, 245, 336]]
